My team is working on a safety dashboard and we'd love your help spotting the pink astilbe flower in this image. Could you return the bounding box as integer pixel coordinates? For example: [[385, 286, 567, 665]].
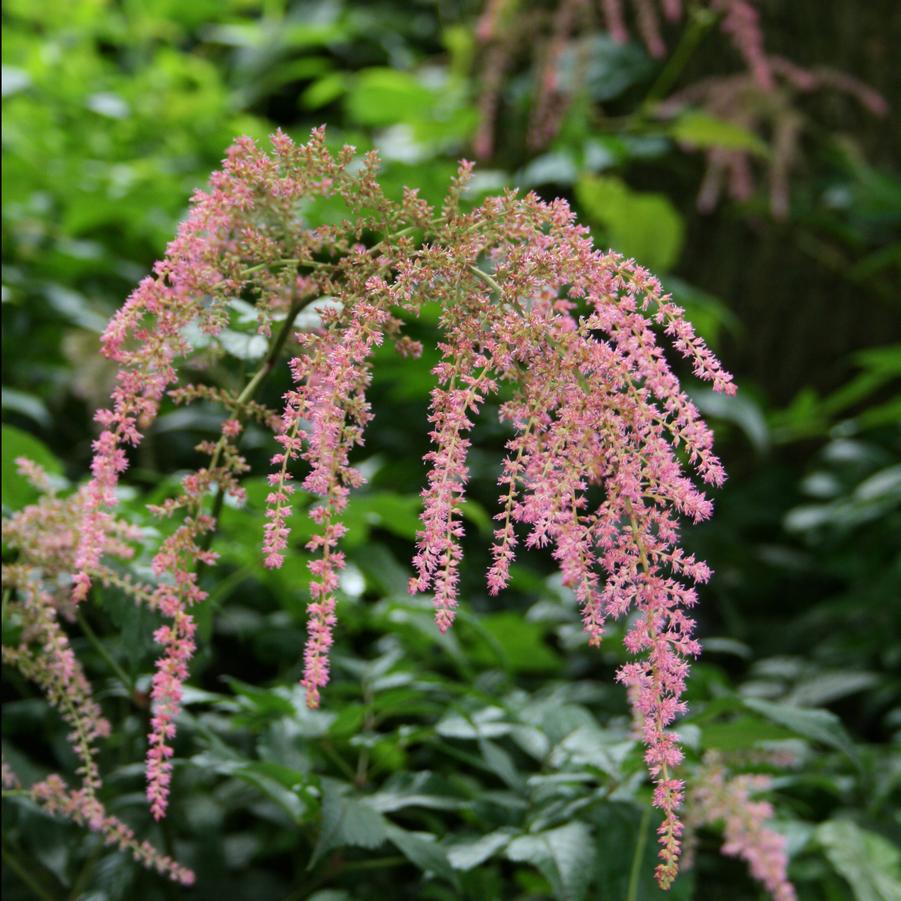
[[411, 350, 496, 632], [3, 472, 193, 885], [73, 127, 346, 601], [601, 0, 630, 45], [265, 299, 390, 705], [634, 0, 667, 58], [5, 459, 142, 610], [528, 0, 591, 148], [2, 578, 111, 794], [2, 757, 21, 790], [25, 774, 194, 885], [685, 752, 796, 901], [598, 0, 767, 68], [142, 427, 248, 818], [61, 129, 736, 884], [712, 0, 772, 88], [471, 0, 882, 181], [660, 58, 888, 217]]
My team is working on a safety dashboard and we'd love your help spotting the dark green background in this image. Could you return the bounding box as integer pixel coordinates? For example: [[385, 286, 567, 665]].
[[2, 1, 899, 899]]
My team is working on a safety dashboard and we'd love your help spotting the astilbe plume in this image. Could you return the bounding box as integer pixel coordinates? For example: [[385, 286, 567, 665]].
[[471, 0, 885, 222], [139, 416, 252, 818], [659, 57, 888, 217], [2, 460, 194, 885], [579, 0, 769, 74], [684, 751, 797, 900], [65, 128, 733, 886], [472, 0, 773, 157]]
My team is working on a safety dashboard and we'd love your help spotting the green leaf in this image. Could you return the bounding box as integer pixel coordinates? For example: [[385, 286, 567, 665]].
[[1, 388, 51, 429], [341, 492, 422, 548], [700, 716, 795, 752], [385, 823, 460, 887], [692, 388, 769, 453], [301, 73, 347, 110], [460, 498, 492, 533], [669, 112, 769, 157], [437, 706, 512, 740], [345, 69, 435, 126], [351, 543, 410, 596], [817, 820, 901, 901], [743, 698, 860, 764], [234, 762, 317, 823], [478, 738, 526, 791], [575, 176, 683, 271], [593, 803, 694, 900], [506, 822, 595, 901], [448, 829, 517, 870], [367, 772, 465, 814], [309, 780, 389, 869], [223, 677, 296, 719], [469, 613, 562, 674], [786, 671, 878, 707], [572, 35, 655, 102], [1, 424, 63, 510], [189, 742, 314, 823]]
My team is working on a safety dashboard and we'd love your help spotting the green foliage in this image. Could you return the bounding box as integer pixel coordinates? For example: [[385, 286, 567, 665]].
[[668, 112, 769, 157], [816, 820, 901, 901], [3, 1, 900, 899], [575, 175, 684, 271], [1, 425, 62, 509]]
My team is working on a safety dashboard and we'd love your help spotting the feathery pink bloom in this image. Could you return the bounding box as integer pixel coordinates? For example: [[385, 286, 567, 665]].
[[60, 130, 736, 884], [686, 752, 796, 901], [28, 774, 194, 885]]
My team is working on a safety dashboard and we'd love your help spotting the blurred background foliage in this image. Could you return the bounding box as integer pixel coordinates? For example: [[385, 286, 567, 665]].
[[2, 1, 899, 899]]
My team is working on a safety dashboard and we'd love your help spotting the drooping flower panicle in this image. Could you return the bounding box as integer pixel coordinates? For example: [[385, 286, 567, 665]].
[[685, 751, 796, 901], [2, 464, 194, 885], [56, 129, 735, 887]]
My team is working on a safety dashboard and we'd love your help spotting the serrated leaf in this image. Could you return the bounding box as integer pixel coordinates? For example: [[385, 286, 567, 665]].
[[506, 822, 595, 901], [817, 820, 901, 901], [448, 829, 517, 870], [309, 781, 389, 869], [436, 706, 512, 740], [233, 763, 316, 823], [478, 738, 525, 790], [385, 823, 459, 887], [743, 698, 859, 764], [367, 772, 465, 813]]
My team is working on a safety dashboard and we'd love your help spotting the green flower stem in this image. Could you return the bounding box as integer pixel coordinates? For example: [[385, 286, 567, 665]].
[[77, 609, 135, 695], [627, 802, 652, 901]]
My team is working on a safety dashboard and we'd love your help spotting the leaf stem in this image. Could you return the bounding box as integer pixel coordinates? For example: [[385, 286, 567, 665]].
[[199, 295, 311, 555], [77, 610, 135, 694], [626, 802, 652, 901], [2, 837, 59, 901], [643, 5, 718, 107]]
